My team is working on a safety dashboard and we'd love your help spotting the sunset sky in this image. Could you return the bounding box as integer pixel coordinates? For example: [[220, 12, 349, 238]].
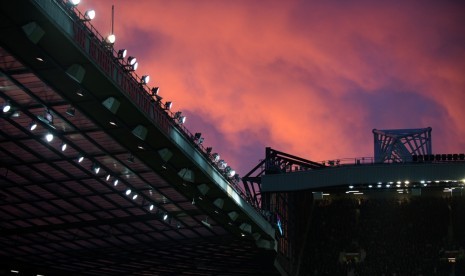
[[77, 0, 465, 175]]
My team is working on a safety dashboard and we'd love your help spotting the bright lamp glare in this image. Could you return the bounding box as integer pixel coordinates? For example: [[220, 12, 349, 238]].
[[61, 143, 67, 151], [118, 49, 127, 59], [149, 204, 154, 211], [106, 34, 116, 44], [141, 75, 149, 84], [163, 213, 168, 221], [69, 0, 80, 5], [29, 121, 37, 131], [3, 102, 11, 113], [128, 56, 137, 65], [85, 10, 96, 20], [125, 189, 131, 195], [45, 133, 54, 142]]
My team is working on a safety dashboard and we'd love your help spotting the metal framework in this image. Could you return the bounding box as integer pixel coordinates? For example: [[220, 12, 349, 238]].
[[242, 147, 325, 209], [242, 148, 324, 275], [373, 127, 432, 163]]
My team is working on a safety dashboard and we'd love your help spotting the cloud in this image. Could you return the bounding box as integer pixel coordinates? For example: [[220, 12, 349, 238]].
[[79, 0, 465, 174]]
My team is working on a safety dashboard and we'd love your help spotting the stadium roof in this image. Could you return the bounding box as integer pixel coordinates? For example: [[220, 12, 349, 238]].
[[0, 1, 279, 275]]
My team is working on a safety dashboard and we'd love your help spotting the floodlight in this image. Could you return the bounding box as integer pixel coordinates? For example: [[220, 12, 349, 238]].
[[106, 34, 116, 44], [113, 179, 119, 186], [106, 174, 111, 181], [149, 204, 154, 211], [127, 56, 137, 65], [132, 194, 138, 200], [69, 0, 80, 5], [165, 101, 172, 110], [78, 154, 84, 163], [178, 116, 186, 124], [141, 75, 150, 84], [45, 132, 54, 142], [117, 49, 127, 59], [61, 143, 67, 151], [228, 169, 236, 178], [163, 213, 168, 221], [2, 101, 11, 113], [92, 163, 100, 174], [29, 121, 37, 131], [132, 62, 138, 71], [206, 147, 212, 154], [125, 189, 131, 195], [84, 10, 95, 21], [151, 87, 159, 96]]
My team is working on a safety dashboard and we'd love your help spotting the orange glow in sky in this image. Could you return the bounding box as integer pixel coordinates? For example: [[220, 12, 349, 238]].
[[79, 0, 465, 175]]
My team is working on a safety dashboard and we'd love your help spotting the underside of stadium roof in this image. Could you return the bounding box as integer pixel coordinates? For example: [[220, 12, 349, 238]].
[[0, 1, 279, 275]]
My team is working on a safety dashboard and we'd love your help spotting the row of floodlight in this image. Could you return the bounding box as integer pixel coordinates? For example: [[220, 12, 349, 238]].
[[67, 1, 244, 201], [22, 107, 175, 223], [67, 0, 116, 44]]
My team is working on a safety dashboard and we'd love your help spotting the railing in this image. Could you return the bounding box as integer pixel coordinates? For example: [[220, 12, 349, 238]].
[[53, 0, 251, 205]]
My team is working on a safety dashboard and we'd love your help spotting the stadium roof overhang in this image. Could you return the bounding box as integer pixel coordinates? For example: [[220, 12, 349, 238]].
[[0, 1, 280, 275], [262, 162, 465, 192]]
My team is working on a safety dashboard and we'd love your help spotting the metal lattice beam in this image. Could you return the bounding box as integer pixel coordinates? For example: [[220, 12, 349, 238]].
[[373, 127, 432, 163]]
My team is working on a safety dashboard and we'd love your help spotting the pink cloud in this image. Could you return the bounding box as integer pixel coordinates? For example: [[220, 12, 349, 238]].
[[78, 0, 465, 174]]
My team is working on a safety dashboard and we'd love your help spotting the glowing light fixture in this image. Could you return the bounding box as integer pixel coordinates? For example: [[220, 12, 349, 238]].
[[61, 142, 67, 151], [106, 174, 111, 181], [2, 101, 11, 113], [84, 10, 96, 21], [127, 56, 137, 65], [149, 204, 154, 211], [151, 87, 159, 96], [163, 213, 168, 221], [106, 34, 116, 44], [92, 163, 100, 174], [125, 189, 131, 196], [78, 154, 84, 163], [69, 0, 80, 5], [117, 49, 127, 59], [29, 121, 37, 131], [45, 132, 54, 142], [132, 194, 138, 200], [132, 62, 138, 71], [113, 179, 119, 186], [141, 75, 150, 84], [164, 101, 173, 110]]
